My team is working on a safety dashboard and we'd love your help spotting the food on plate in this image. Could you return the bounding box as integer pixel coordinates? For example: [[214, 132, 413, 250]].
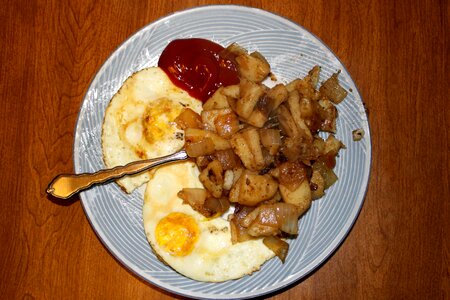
[[176, 41, 347, 263], [142, 162, 274, 282], [101, 37, 348, 281], [352, 128, 364, 141], [101, 67, 202, 193], [158, 38, 240, 102]]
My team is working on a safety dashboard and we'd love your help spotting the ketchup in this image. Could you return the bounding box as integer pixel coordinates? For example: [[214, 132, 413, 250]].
[[158, 38, 240, 102]]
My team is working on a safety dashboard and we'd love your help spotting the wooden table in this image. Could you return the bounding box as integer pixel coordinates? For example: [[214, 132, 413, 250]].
[[1, 0, 448, 299]]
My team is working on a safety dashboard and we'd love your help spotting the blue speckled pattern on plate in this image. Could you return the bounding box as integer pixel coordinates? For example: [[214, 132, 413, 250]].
[[73, 5, 371, 299]]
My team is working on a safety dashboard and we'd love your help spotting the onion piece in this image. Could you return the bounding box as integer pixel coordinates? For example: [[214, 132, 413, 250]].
[[174, 108, 202, 130], [263, 236, 289, 263], [241, 203, 301, 236], [185, 138, 215, 157], [178, 188, 207, 213], [229, 205, 256, 244], [313, 160, 338, 189], [274, 203, 302, 234], [259, 128, 281, 156], [278, 161, 307, 191], [178, 188, 207, 205], [203, 87, 230, 110], [204, 197, 230, 217], [215, 149, 242, 170], [199, 160, 224, 198], [178, 188, 229, 218], [319, 72, 348, 104]]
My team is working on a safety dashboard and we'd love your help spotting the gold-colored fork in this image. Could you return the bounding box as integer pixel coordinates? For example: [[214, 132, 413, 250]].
[[46, 150, 188, 199]]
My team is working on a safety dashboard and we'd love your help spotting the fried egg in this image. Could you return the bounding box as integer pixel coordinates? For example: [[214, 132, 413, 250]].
[[143, 161, 275, 282], [102, 67, 202, 193]]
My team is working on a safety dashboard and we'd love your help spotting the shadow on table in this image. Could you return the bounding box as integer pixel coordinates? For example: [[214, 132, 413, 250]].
[[46, 193, 80, 207]]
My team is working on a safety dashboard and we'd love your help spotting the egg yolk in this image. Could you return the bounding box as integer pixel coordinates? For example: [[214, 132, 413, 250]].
[[143, 98, 181, 142], [155, 212, 199, 256]]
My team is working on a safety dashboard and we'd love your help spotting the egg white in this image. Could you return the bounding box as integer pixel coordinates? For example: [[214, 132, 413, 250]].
[[143, 162, 275, 282], [102, 67, 202, 193]]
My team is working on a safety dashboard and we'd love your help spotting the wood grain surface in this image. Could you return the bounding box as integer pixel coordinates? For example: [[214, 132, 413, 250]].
[[0, 0, 448, 299]]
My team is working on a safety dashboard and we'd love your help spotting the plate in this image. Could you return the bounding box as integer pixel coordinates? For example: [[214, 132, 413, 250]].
[[74, 5, 371, 299]]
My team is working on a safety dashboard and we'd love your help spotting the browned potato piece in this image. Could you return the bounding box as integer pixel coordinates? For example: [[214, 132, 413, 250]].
[[230, 170, 278, 206], [215, 149, 242, 170], [246, 95, 272, 128], [232, 168, 244, 185], [283, 136, 319, 162], [184, 128, 231, 151], [221, 84, 240, 99], [214, 111, 240, 138], [228, 168, 246, 203], [184, 127, 209, 143], [305, 65, 321, 88], [230, 132, 255, 170], [313, 137, 326, 155], [203, 87, 230, 110], [199, 160, 224, 198], [196, 155, 213, 168], [277, 104, 299, 137], [241, 128, 265, 170], [225, 42, 247, 56], [324, 134, 344, 154], [268, 166, 280, 179], [266, 84, 288, 110], [228, 180, 240, 203], [278, 161, 307, 191], [226, 96, 238, 112], [237, 79, 265, 119], [246, 110, 267, 128], [259, 128, 281, 156], [178, 188, 208, 207], [285, 78, 315, 99], [320, 72, 348, 104], [279, 180, 311, 215], [174, 108, 202, 130], [318, 98, 338, 132], [310, 170, 325, 199], [298, 95, 315, 119], [185, 138, 215, 157], [201, 108, 234, 132], [287, 90, 313, 141], [250, 51, 270, 66], [236, 53, 270, 83]]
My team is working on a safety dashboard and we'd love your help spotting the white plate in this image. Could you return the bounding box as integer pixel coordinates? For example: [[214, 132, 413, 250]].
[[74, 5, 371, 299]]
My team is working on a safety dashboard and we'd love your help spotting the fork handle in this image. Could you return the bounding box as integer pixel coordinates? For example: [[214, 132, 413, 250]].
[[46, 150, 188, 199]]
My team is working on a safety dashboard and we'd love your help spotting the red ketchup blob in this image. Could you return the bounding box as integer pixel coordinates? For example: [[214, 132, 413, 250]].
[[158, 38, 240, 102]]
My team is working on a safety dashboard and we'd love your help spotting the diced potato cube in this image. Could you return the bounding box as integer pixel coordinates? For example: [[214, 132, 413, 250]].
[[320, 72, 348, 104], [236, 53, 270, 83], [201, 108, 233, 132], [203, 87, 230, 110], [230, 170, 278, 206], [241, 128, 265, 170], [230, 133, 255, 170], [174, 108, 202, 130], [237, 79, 265, 119], [279, 180, 311, 214], [266, 84, 288, 110]]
